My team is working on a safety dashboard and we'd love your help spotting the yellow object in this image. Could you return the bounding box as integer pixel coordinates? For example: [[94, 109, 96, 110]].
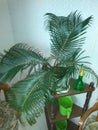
[[79, 65, 84, 76]]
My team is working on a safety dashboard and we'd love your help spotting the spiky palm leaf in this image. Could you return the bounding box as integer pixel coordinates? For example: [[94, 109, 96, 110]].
[[0, 11, 98, 126], [45, 12, 98, 85], [45, 12, 92, 63], [6, 70, 47, 125], [0, 43, 50, 83]]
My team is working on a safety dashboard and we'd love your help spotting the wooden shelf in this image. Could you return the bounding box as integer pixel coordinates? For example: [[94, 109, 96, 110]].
[[55, 78, 95, 99], [45, 104, 83, 123], [46, 120, 79, 130], [45, 78, 95, 130], [67, 120, 79, 130]]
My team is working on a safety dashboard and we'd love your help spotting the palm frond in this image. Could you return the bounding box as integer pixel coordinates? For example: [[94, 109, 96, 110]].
[[45, 12, 93, 63], [6, 70, 47, 125], [0, 43, 49, 82], [0, 65, 24, 83], [58, 48, 90, 67], [54, 49, 91, 84], [83, 65, 98, 85]]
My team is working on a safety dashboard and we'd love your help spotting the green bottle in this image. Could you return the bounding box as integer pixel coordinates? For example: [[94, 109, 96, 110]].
[[74, 65, 85, 91]]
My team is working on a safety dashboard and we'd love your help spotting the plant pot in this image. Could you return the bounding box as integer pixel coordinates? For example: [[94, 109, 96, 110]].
[[0, 101, 18, 130]]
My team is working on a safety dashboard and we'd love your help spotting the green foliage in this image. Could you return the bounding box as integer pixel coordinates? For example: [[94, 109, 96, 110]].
[[0, 11, 98, 125]]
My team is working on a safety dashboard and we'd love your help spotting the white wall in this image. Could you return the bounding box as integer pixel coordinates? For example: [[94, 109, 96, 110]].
[[0, 0, 14, 52], [1, 0, 98, 129], [7, 0, 98, 59], [18, 112, 47, 130]]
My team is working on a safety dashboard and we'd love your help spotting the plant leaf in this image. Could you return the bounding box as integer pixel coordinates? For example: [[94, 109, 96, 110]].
[[6, 70, 47, 125], [45, 12, 92, 64], [0, 43, 49, 82]]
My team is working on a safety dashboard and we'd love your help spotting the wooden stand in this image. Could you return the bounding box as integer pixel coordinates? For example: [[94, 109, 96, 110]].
[[45, 78, 95, 130]]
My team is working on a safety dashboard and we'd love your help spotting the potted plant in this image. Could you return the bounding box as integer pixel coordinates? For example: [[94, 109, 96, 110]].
[[0, 11, 98, 125], [0, 84, 18, 130]]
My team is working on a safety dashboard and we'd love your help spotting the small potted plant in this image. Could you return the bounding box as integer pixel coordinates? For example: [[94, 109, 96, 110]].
[[0, 11, 97, 125]]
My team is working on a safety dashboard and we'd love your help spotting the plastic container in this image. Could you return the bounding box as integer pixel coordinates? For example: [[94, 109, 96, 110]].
[[55, 120, 67, 130], [58, 96, 73, 118]]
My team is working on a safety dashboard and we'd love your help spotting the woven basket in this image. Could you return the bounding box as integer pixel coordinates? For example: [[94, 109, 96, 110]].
[[0, 101, 18, 130]]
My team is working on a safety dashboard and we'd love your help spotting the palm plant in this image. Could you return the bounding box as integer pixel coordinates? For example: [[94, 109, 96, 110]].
[[0, 11, 98, 125]]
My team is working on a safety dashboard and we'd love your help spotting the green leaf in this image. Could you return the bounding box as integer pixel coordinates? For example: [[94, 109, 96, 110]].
[[0, 65, 24, 83], [83, 65, 98, 85], [0, 43, 47, 74], [0, 43, 50, 82], [45, 12, 92, 64], [7, 70, 47, 125]]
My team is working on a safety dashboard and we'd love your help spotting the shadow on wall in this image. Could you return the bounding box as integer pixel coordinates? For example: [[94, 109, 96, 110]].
[[19, 112, 48, 130]]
